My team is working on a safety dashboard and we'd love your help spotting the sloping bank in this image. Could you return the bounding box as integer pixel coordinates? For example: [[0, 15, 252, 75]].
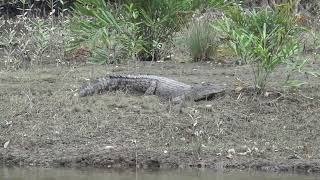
[[0, 62, 319, 173]]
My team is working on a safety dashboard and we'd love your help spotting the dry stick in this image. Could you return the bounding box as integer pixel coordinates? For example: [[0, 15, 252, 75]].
[[135, 147, 139, 180], [297, 92, 314, 100], [133, 140, 138, 170]]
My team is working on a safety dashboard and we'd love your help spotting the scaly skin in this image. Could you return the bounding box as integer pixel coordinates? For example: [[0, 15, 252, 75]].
[[79, 75, 224, 102]]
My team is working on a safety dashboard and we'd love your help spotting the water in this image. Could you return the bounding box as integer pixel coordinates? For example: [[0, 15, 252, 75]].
[[0, 167, 318, 180]]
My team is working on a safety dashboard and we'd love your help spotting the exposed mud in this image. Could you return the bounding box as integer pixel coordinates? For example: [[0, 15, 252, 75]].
[[0, 61, 319, 173]]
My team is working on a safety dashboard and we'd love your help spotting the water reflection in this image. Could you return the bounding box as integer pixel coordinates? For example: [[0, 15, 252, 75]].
[[0, 167, 318, 180]]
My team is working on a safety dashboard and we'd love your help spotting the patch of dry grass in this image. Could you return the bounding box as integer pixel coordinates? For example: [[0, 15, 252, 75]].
[[0, 62, 319, 168]]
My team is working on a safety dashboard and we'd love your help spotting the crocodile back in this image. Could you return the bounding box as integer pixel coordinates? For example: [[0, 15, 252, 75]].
[[110, 75, 192, 99]]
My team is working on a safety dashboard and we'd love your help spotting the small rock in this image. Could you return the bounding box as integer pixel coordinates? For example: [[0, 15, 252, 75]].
[[5, 121, 12, 126], [205, 104, 212, 108], [272, 145, 278, 152], [264, 91, 271, 97], [193, 121, 198, 127], [131, 106, 140, 113], [252, 146, 259, 152], [226, 154, 233, 159], [227, 148, 236, 154], [3, 140, 10, 148], [238, 152, 247, 156], [104, 146, 114, 150], [237, 145, 249, 153]]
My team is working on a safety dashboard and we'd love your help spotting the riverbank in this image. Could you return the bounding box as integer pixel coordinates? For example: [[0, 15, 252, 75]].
[[0, 61, 319, 173]]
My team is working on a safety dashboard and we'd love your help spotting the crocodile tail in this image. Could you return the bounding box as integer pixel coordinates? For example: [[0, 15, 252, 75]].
[[79, 76, 110, 97]]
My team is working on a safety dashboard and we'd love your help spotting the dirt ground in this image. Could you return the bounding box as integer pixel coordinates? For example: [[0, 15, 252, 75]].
[[0, 60, 320, 173]]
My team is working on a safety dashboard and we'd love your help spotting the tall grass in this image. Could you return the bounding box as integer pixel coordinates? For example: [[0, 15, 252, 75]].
[[186, 19, 220, 62]]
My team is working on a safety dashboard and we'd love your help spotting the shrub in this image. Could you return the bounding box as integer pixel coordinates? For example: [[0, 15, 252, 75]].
[[123, 0, 196, 61], [0, 17, 31, 69], [69, 0, 199, 64], [0, 14, 70, 69], [68, 1, 142, 64], [214, 3, 306, 92]]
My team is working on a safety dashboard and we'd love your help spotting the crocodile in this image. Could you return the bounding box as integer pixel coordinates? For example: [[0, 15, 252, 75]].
[[79, 75, 225, 103]]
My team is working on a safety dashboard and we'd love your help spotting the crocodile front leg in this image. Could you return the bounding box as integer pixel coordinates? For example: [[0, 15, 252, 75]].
[[144, 80, 157, 95], [172, 95, 185, 104]]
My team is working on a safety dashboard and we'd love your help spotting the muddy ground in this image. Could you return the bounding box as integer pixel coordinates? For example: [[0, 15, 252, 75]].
[[0, 60, 319, 173]]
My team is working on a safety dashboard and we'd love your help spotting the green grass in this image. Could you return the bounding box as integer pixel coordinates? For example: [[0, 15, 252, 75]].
[[186, 19, 220, 62]]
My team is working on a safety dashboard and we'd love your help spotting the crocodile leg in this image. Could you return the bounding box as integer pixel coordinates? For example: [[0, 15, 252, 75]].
[[144, 80, 157, 95], [172, 95, 186, 104]]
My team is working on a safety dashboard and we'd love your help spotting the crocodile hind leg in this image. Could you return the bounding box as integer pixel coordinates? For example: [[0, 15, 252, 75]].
[[144, 80, 157, 95], [170, 95, 187, 114]]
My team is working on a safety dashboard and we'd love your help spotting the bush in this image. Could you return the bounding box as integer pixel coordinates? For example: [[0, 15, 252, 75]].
[[0, 17, 30, 69], [0, 15, 69, 69], [68, 1, 140, 64], [68, 0, 202, 64], [123, 0, 197, 61], [214, 3, 306, 92]]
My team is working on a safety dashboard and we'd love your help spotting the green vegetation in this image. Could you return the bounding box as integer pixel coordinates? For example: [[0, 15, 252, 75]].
[[214, 3, 307, 91], [68, 0, 201, 63], [186, 19, 220, 62], [0, 15, 69, 69], [0, 0, 319, 90], [0, 0, 320, 170]]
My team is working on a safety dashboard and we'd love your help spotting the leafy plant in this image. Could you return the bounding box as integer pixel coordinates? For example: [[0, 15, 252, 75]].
[[27, 18, 51, 63], [69, 0, 201, 63], [123, 0, 195, 61], [284, 57, 320, 89], [214, 3, 306, 92], [68, 0, 145, 64]]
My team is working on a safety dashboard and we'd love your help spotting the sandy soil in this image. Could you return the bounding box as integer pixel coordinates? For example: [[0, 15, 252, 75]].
[[0, 61, 319, 173]]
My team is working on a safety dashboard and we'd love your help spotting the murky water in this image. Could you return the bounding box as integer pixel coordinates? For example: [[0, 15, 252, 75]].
[[0, 167, 319, 180]]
